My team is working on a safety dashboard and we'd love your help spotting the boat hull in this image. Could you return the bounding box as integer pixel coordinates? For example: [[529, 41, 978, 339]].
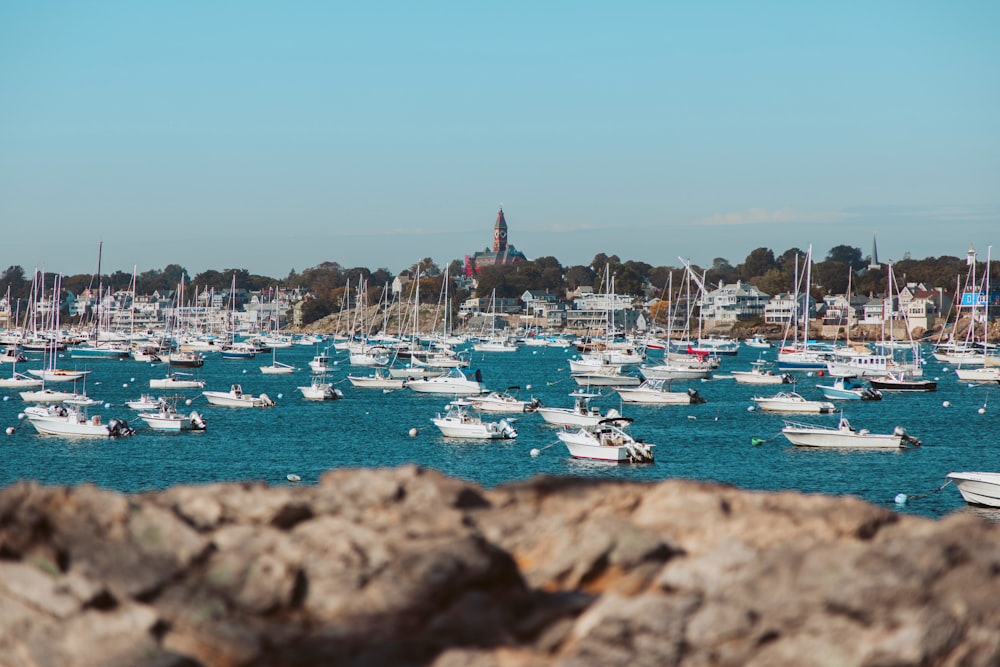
[[781, 428, 903, 448], [947, 472, 1000, 508]]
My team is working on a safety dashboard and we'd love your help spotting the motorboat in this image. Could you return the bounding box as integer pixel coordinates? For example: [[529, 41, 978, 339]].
[[781, 417, 920, 448], [69, 342, 131, 360], [751, 392, 835, 414], [868, 372, 936, 392], [557, 417, 655, 463], [536, 390, 620, 428], [139, 401, 207, 431], [308, 351, 333, 372], [202, 384, 275, 408], [431, 400, 518, 439], [568, 357, 624, 374], [468, 387, 540, 413], [298, 375, 343, 400], [348, 345, 392, 367], [23, 404, 135, 437], [220, 342, 257, 359], [388, 366, 443, 380], [946, 472, 1000, 508], [571, 366, 642, 387], [0, 347, 27, 364], [126, 394, 165, 410], [472, 337, 519, 353], [954, 366, 1000, 383], [406, 367, 488, 395], [150, 373, 205, 390], [731, 360, 792, 385], [744, 335, 772, 349], [816, 377, 882, 401], [615, 380, 706, 405]]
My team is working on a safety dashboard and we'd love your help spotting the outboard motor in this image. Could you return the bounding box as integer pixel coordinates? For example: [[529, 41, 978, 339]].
[[687, 388, 707, 404], [526, 397, 542, 412], [894, 426, 922, 447], [189, 411, 207, 430], [862, 388, 883, 401], [260, 393, 275, 407], [499, 419, 517, 439], [108, 418, 136, 438]]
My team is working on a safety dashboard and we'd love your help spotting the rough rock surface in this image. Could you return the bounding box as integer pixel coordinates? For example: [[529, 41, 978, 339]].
[[1, 466, 999, 667]]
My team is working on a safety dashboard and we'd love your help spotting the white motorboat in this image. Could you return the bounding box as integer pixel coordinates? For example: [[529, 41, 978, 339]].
[[568, 357, 624, 374], [431, 400, 518, 439], [731, 360, 792, 385], [406, 367, 488, 395], [298, 376, 343, 400], [308, 352, 333, 373], [744, 335, 772, 349], [150, 373, 205, 390], [23, 404, 135, 438], [781, 417, 920, 448], [946, 472, 1000, 508], [388, 366, 443, 380], [557, 417, 655, 463], [816, 377, 882, 401], [468, 387, 541, 413], [571, 366, 642, 387], [139, 402, 207, 431], [126, 394, 165, 410], [752, 392, 835, 414], [954, 366, 1000, 383], [472, 337, 519, 353], [615, 380, 706, 405], [0, 347, 27, 364], [348, 367, 407, 389], [536, 391, 620, 428], [202, 384, 275, 408]]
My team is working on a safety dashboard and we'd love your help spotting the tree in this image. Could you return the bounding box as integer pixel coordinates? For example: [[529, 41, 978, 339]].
[[706, 257, 738, 286], [776, 248, 807, 270], [756, 268, 791, 296], [826, 245, 864, 272], [811, 260, 850, 295], [740, 247, 776, 281], [563, 265, 595, 290]]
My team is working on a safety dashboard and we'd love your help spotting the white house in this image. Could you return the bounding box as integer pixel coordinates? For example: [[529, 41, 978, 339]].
[[699, 281, 769, 324]]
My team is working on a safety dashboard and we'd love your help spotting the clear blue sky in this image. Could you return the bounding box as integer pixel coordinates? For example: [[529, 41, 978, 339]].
[[2, 1, 997, 278]]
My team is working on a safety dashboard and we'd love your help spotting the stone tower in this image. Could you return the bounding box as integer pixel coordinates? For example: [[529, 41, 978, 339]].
[[493, 206, 508, 253]]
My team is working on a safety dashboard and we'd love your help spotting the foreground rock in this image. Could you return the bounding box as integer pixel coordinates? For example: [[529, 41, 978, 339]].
[[1, 467, 998, 666]]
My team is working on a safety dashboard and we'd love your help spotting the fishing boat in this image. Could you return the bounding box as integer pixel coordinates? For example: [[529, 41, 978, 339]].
[[139, 400, 207, 431], [468, 387, 541, 413], [431, 400, 518, 439], [0, 347, 27, 364], [571, 366, 642, 387], [308, 350, 334, 373], [744, 335, 772, 349], [297, 375, 343, 400], [752, 392, 835, 414], [23, 403, 135, 437], [202, 384, 275, 408], [536, 390, 619, 427], [781, 417, 920, 448], [406, 367, 488, 395], [615, 380, 706, 405], [946, 472, 1000, 508], [167, 351, 205, 368], [126, 394, 165, 410], [557, 417, 655, 463], [638, 361, 713, 381], [816, 377, 882, 401]]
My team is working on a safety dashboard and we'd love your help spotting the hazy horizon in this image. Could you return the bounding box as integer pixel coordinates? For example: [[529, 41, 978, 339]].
[[2, 2, 997, 277]]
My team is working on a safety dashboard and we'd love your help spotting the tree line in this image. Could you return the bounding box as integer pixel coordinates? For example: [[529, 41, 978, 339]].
[[1, 245, 994, 326]]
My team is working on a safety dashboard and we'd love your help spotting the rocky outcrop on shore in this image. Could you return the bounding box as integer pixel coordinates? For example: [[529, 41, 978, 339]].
[[2, 467, 999, 666]]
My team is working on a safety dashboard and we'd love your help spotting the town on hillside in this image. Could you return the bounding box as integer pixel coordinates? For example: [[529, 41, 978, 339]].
[[1, 211, 998, 343]]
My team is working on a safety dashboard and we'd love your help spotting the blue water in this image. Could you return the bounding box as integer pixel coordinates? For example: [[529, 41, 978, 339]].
[[1, 343, 997, 520]]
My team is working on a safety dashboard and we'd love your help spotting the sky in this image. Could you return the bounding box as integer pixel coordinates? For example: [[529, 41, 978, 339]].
[[1, 1, 998, 279]]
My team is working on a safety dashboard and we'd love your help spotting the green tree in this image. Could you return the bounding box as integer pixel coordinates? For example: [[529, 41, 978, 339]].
[[740, 247, 776, 281], [826, 245, 864, 272]]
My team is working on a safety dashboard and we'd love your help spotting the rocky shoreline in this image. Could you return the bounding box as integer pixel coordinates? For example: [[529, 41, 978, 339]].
[[2, 467, 999, 666]]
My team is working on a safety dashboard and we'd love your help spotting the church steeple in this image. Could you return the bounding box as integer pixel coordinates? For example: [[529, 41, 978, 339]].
[[868, 233, 881, 270], [493, 205, 508, 253]]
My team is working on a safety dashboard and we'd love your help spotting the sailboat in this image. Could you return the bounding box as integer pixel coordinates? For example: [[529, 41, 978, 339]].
[[775, 246, 831, 371], [26, 274, 91, 383], [260, 300, 296, 374]]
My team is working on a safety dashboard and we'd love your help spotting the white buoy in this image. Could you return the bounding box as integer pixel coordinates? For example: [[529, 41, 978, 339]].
[[5, 427, 14, 435], [968, 384, 975, 389], [333, 361, 339, 365], [130, 377, 136, 382], [243, 369, 247, 374], [530, 448, 540, 457], [526, 384, 532, 390], [104, 403, 111, 409], [894, 493, 908, 505], [687, 415, 697, 420], [2, 396, 7, 402], [943, 401, 952, 407], [17, 413, 25, 420], [286, 474, 301, 483], [806, 372, 814, 377], [277, 393, 283, 399], [532, 351, 537, 355], [979, 407, 986, 415], [747, 406, 755, 412], [934, 377, 940, 381], [185, 399, 192, 406], [122, 383, 128, 388], [408, 427, 418, 436]]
